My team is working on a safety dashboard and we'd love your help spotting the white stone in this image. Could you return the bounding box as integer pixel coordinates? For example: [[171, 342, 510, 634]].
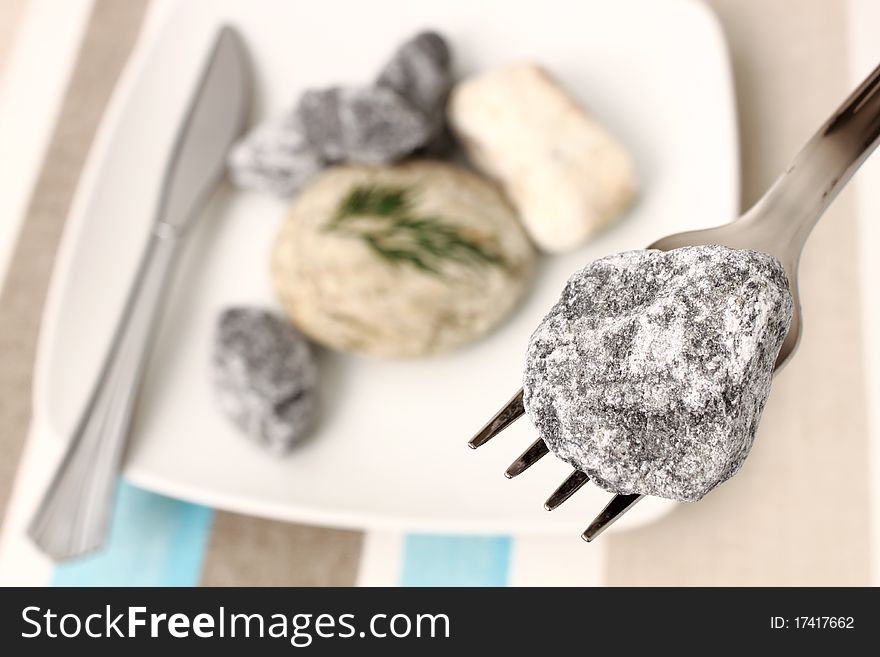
[[448, 63, 638, 252]]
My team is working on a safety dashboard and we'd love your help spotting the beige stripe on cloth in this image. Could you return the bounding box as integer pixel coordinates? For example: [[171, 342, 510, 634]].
[[201, 514, 362, 586], [0, 0, 28, 76], [0, 0, 364, 585], [606, 0, 871, 585]]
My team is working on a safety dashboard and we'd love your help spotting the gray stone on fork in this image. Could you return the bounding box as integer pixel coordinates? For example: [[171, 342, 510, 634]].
[[522, 245, 793, 502]]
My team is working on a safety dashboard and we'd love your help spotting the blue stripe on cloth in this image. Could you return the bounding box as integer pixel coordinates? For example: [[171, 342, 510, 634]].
[[399, 535, 512, 587], [51, 481, 213, 587]]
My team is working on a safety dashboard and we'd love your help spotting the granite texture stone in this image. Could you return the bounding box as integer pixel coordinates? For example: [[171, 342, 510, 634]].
[[376, 30, 451, 146], [227, 113, 325, 198], [212, 307, 318, 453], [227, 30, 453, 195], [297, 86, 432, 165], [376, 31, 450, 115], [523, 245, 793, 501]]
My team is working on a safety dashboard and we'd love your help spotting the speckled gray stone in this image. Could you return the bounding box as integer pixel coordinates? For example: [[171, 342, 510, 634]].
[[523, 245, 793, 502], [227, 114, 325, 198], [212, 308, 319, 453], [297, 86, 432, 165], [377, 31, 452, 158], [376, 31, 451, 118]]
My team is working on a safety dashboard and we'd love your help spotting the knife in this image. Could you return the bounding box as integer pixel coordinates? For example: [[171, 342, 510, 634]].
[[29, 26, 251, 560]]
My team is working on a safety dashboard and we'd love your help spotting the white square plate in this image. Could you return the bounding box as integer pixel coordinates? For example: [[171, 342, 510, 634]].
[[35, 0, 737, 534]]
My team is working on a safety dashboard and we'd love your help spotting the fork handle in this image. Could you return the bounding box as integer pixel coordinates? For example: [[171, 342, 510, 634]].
[[28, 229, 181, 560], [747, 61, 880, 256]]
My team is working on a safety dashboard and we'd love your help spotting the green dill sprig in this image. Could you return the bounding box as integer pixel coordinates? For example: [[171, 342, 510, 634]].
[[328, 186, 411, 228], [324, 185, 506, 276]]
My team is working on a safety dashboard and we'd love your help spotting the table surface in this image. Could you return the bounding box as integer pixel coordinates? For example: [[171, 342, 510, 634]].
[[0, 0, 877, 586]]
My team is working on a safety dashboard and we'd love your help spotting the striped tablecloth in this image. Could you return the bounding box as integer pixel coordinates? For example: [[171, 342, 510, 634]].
[[0, 0, 878, 586]]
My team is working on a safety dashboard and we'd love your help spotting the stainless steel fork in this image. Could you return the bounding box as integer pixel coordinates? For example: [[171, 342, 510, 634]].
[[469, 60, 880, 541]]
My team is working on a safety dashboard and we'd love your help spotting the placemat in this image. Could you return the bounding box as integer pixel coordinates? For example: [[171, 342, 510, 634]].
[[0, 0, 871, 586]]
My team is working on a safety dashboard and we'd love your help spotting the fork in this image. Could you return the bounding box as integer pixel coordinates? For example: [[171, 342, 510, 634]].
[[469, 60, 880, 541]]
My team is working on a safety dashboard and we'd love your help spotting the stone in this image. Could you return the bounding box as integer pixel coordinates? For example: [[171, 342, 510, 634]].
[[413, 123, 456, 159], [228, 30, 453, 193], [522, 246, 793, 501], [212, 307, 319, 453], [376, 30, 451, 135], [227, 113, 325, 198], [377, 31, 451, 114], [272, 160, 536, 358], [448, 63, 638, 253], [297, 86, 432, 165]]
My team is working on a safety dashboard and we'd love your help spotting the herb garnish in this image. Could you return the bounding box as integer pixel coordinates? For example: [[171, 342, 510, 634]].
[[323, 185, 506, 276]]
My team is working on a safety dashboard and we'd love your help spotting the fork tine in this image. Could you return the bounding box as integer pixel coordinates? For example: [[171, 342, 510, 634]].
[[581, 493, 643, 542], [544, 469, 589, 511], [468, 388, 525, 449], [504, 438, 549, 478]]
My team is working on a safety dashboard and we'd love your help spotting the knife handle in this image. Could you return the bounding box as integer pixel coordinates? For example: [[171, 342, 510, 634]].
[[29, 229, 181, 560]]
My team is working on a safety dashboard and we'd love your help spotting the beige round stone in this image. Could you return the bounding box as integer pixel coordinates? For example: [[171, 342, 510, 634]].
[[271, 160, 535, 358]]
